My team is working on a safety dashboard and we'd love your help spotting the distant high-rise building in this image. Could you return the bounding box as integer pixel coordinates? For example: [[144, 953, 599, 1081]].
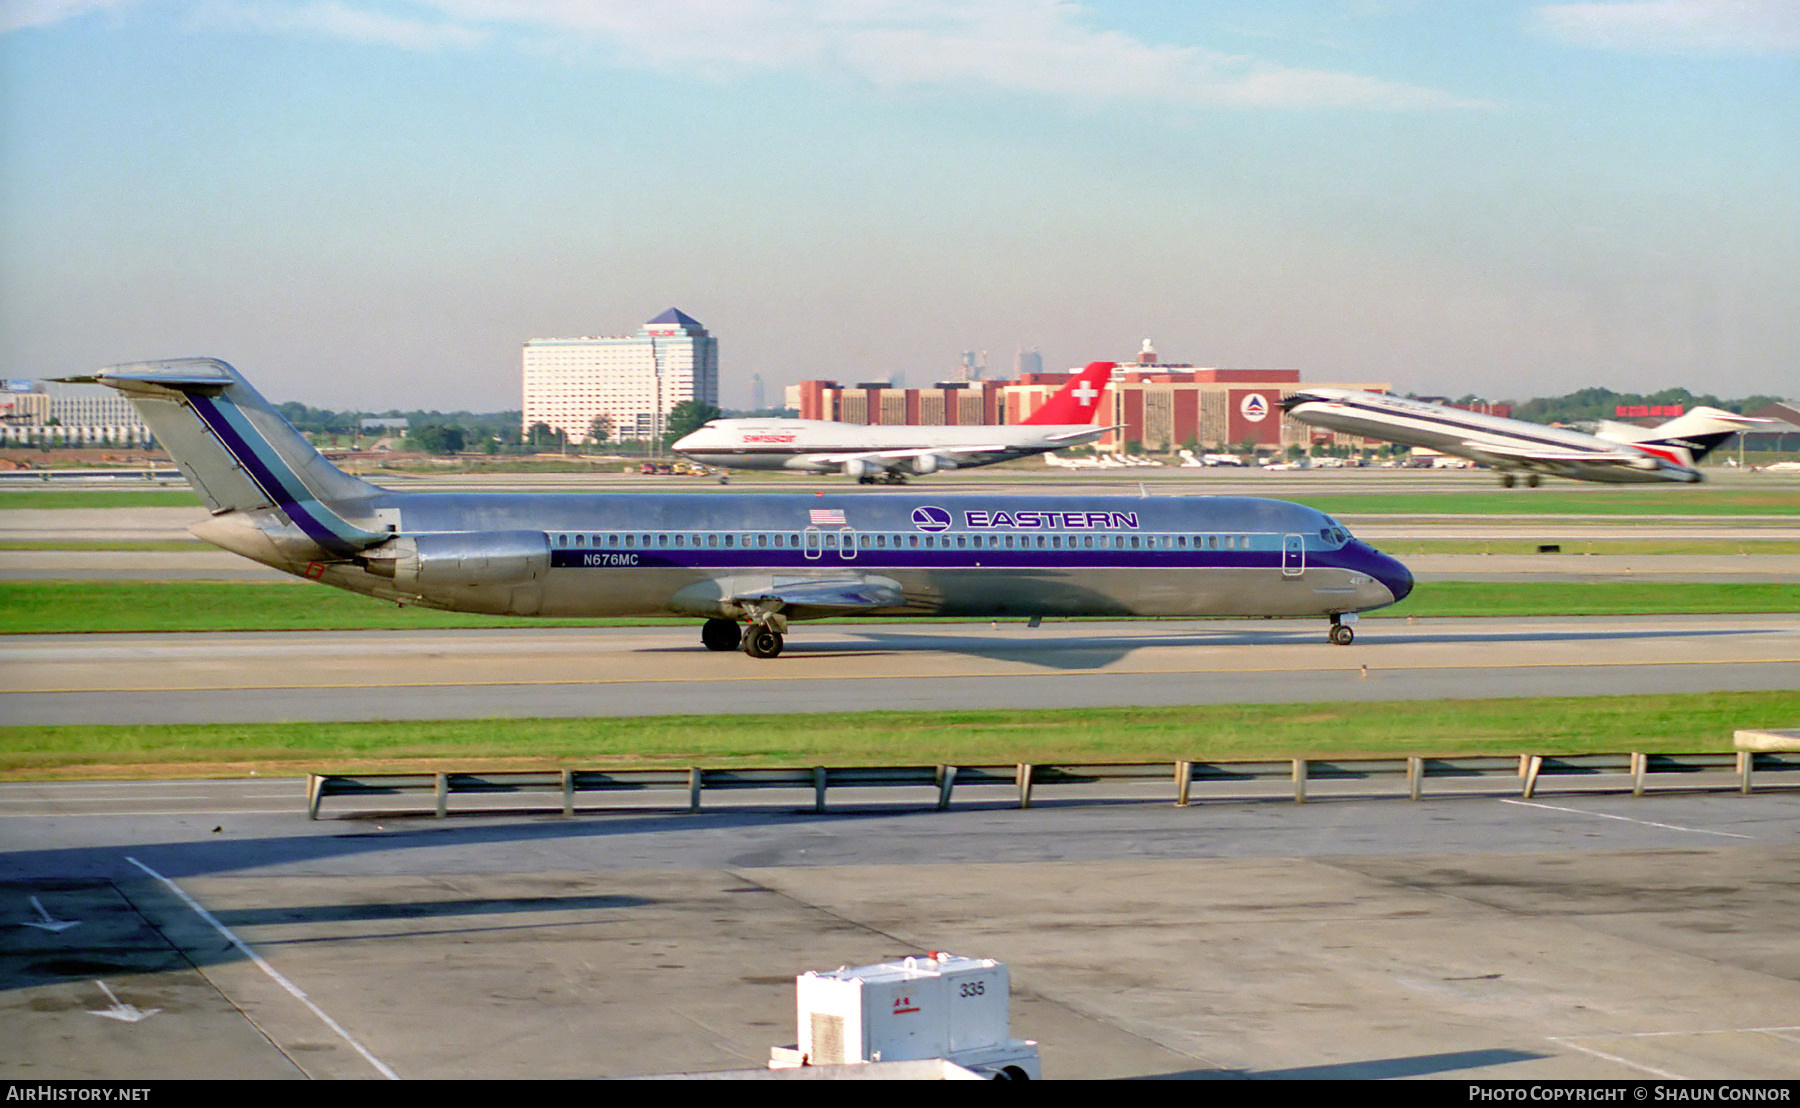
[[1015, 346, 1043, 377], [522, 308, 718, 443], [953, 350, 988, 382], [750, 373, 765, 413]]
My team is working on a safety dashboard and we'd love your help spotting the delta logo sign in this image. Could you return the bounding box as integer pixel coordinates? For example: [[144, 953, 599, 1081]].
[[1239, 393, 1270, 422], [912, 505, 1141, 531]]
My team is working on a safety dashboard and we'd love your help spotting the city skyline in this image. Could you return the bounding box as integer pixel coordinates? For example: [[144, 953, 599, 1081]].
[[3, 2, 1795, 411]]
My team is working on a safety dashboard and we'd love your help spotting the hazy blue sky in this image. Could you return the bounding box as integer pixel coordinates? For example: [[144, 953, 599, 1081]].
[[3, 1, 1795, 410]]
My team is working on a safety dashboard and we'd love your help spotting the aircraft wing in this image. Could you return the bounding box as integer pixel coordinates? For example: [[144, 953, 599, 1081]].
[[1460, 440, 1653, 468], [808, 446, 1012, 466], [728, 576, 904, 620], [1044, 424, 1120, 445]]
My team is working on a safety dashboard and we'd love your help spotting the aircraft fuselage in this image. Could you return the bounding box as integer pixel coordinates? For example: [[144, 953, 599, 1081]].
[[212, 490, 1412, 623]]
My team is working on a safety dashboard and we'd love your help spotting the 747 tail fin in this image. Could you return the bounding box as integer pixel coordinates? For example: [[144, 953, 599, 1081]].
[[1020, 361, 1114, 425]]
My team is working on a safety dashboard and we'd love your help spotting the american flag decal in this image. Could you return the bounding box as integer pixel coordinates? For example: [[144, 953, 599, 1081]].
[[810, 508, 847, 525]]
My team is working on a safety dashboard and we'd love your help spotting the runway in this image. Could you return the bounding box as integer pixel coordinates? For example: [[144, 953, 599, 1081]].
[[6, 614, 1797, 725]]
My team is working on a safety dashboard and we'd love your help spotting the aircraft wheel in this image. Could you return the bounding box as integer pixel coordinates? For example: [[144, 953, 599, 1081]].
[[1500, 473, 1515, 488], [1526, 474, 1541, 488], [701, 618, 739, 651], [742, 626, 784, 659], [1329, 623, 1354, 646]]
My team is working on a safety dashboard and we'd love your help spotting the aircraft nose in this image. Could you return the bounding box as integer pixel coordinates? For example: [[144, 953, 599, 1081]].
[[1373, 552, 1413, 605], [1280, 392, 1321, 413]]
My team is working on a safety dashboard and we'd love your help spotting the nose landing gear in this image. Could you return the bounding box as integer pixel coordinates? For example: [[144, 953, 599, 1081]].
[[741, 625, 784, 658]]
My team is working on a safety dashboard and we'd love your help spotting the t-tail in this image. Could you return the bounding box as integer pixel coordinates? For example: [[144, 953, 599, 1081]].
[[1597, 406, 1768, 469], [57, 359, 389, 560]]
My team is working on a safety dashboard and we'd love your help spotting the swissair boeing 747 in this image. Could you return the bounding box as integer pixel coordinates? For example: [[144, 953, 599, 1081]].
[[1283, 388, 1763, 487], [672, 360, 1116, 483], [60, 359, 1412, 657]]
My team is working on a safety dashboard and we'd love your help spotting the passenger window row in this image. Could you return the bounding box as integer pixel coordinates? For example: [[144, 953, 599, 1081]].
[[550, 530, 1268, 551]]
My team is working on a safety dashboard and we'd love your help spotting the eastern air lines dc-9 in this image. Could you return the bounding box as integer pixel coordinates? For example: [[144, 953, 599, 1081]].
[[62, 359, 1413, 658]]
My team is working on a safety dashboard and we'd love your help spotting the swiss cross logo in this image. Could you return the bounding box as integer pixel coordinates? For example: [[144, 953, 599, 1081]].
[[1072, 383, 1098, 405], [893, 995, 920, 1014]]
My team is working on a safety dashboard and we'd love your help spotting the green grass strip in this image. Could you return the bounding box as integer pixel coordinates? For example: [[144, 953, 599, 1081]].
[[1381, 540, 1800, 555], [3, 579, 1798, 634], [0, 490, 203, 509], [1382, 581, 1800, 618], [1289, 490, 1800, 516], [2, 692, 1793, 780], [0, 581, 616, 633]]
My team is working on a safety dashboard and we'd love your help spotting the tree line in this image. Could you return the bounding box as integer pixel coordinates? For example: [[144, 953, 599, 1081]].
[[1496, 387, 1784, 425]]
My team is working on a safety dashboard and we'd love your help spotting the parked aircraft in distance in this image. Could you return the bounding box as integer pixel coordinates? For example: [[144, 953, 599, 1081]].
[[1283, 388, 1764, 487], [672, 360, 1116, 483], [62, 360, 1413, 656]]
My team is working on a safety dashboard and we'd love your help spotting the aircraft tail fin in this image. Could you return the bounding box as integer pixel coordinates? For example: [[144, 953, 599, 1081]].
[[1020, 361, 1113, 425], [1603, 406, 1767, 465], [62, 359, 386, 554]]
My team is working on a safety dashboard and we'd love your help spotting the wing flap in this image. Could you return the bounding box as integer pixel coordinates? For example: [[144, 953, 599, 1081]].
[[1459, 441, 1639, 465], [808, 447, 1010, 465], [1044, 425, 1118, 445], [729, 575, 904, 619]]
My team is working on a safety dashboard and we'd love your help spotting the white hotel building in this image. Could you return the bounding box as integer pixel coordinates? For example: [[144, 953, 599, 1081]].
[[522, 309, 719, 445]]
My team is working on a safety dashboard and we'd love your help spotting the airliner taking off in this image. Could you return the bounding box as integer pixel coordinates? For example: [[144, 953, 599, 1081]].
[[63, 360, 1412, 656], [672, 360, 1116, 483], [1283, 388, 1762, 487]]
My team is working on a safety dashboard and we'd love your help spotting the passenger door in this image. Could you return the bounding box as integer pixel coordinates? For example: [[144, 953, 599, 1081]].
[[1281, 533, 1305, 577]]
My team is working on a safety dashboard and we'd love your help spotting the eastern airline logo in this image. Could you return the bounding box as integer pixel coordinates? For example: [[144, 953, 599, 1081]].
[[1240, 393, 1270, 422], [911, 506, 953, 532], [967, 510, 1139, 530]]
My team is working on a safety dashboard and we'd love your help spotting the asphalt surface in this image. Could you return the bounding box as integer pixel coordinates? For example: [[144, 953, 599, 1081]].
[[2, 780, 1797, 1080], [4, 614, 1797, 725]]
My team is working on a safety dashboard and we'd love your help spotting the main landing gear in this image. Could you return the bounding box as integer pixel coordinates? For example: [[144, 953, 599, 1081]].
[[701, 618, 739, 651], [700, 617, 785, 658], [1328, 615, 1354, 646], [856, 471, 909, 485], [1499, 472, 1541, 488]]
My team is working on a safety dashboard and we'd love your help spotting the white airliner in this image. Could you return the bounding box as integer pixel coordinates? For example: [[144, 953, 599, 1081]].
[[673, 361, 1116, 483], [1283, 388, 1763, 487]]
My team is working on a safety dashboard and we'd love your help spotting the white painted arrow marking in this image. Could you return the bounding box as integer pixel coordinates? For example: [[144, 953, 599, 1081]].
[[88, 980, 160, 1022], [21, 895, 79, 933]]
